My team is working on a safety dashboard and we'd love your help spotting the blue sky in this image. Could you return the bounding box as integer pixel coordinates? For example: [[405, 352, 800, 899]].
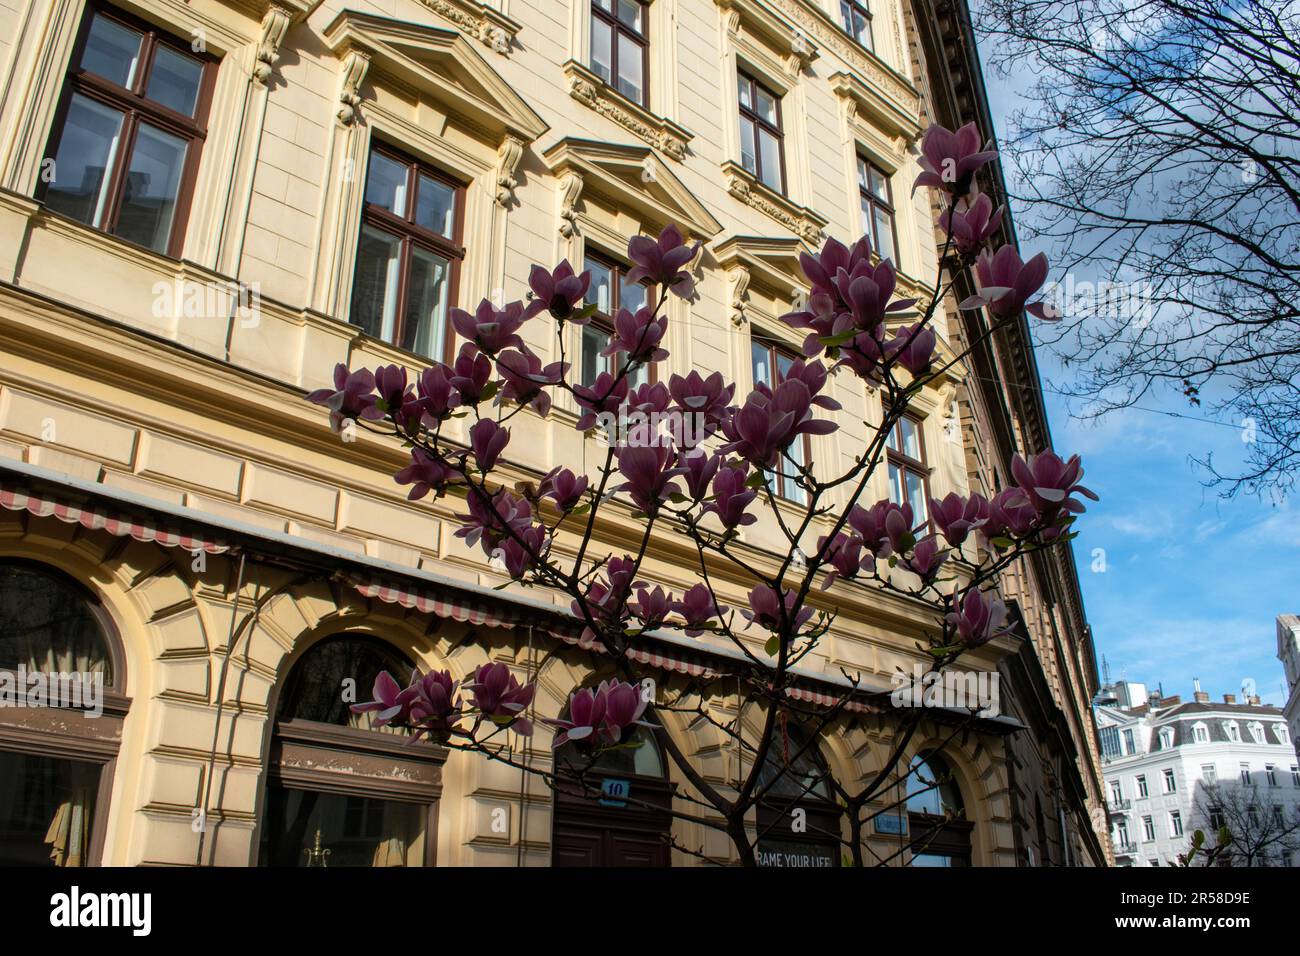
[[976, 34, 1299, 706]]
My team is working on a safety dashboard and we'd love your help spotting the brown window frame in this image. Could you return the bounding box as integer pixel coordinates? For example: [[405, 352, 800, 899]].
[[737, 70, 786, 196], [0, 559, 131, 868], [351, 142, 467, 363], [839, 0, 875, 51], [580, 250, 657, 387], [751, 336, 811, 503], [590, 0, 650, 108], [884, 414, 930, 524], [39, 1, 218, 259], [857, 156, 898, 262]]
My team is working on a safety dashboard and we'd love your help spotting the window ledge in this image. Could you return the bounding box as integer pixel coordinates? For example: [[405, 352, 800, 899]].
[[721, 161, 826, 244], [562, 60, 693, 161]]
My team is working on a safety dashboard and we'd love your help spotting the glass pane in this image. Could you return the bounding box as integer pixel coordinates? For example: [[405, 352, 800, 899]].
[[587, 258, 613, 314], [870, 166, 890, 200], [755, 86, 778, 125], [757, 726, 831, 799], [113, 122, 187, 253], [401, 246, 450, 359], [856, 156, 868, 190], [857, 13, 874, 50], [590, 19, 613, 83], [350, 225, 402, 342], [616, 33, 643, 103], [899, 417, 921, 460], [81, 13, 142, 89], [45, 94, 124, 228], [905, 470, 928, 524], [415, 173, 456, 237], [593, 0, 612, 10], [739, 118, 757, 175], [278, 635, 414, 729], [616, 0, 643, 30], [259, 786, 426, 867], [776, 352, 794, 383], [885, 422, 898, 451], [364, 150, 408, 216], [888, 461, 903, 506], [751, 341, 771, 387], [556, 723, 663, 777], [145, 45, 203, 116], [758, 129, 783, 192], [783, 439, 806, 504], [874, 207, 895, 261], [581, 325, 610, 386], [738, 75, 752, 109], [860, 195, 873, 238], [912, 853, 957, 867], [0, 564, 113, 681], [840, 0, 854, 32], [0, 752, 101, 866], [620, 275, 648, 313]]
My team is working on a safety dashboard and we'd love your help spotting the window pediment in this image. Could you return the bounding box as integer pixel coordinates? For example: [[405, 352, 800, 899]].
[[322, 10, 547, 142], [716, 0, 818, 76], [714, 234, 805, 327], [831, 70, 922, 146], [543, 137, 722, 241]]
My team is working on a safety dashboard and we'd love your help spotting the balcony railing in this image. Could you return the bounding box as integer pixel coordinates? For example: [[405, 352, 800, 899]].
[[1108, 798, 1131, 813], [1114, 840, 1138, 855]]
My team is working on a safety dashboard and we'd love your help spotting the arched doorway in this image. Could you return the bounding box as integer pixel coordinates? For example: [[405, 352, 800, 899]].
[[258, 633, 444, 867], [906, 751, 972, 866], [755, 721, 841, 867], [551, 712, 673, 867], [0, 559, 128, 866]]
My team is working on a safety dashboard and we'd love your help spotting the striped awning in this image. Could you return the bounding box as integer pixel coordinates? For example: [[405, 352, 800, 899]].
[[552, 628, 719, 678], [0, 482, 232, 554], [785, 684, 880, 715], [352, 577, 519, 628]]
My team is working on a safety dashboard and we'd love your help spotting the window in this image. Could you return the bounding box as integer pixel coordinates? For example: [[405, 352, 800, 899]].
[[580, 252, 653, 389], [1193, 722, 1209, 743], [350, 144, 464, 360], [590, 0, 648, 106], [838, 0, 874, 50], [1099, 725, 1121, 759], [1135, 774, 1148, 798], [1266, 764, 1277, 787], [1116, 820, 1129, 845], [260, 635, 443, 867], [856, 157, 897, 263], [905, 753, 971, 867], [0, 561, 127, 866], [1240, 763, 1251, 785], [1147, 858, 1158, 867], [39, 4, 215, 257], [1122, 728, 1135, 755], [1109, 781, 1122, 803], [1208, 807, 1225, 830], [1202, 764, 1217, 784], [1292, 765, 1299, 787], [1162, 769, 1176, 793], [1169, 810, 1183, 837], [754, 723, 840, 867], [1248, 722, 1265, 744], [1225, 721, 1240, 742], [1277, 724, 1290, 745], [752, 338, 810, 504], [1158, 728, 1174, 750], [1142, 816, 1155, 842], [885, 416, 929, 524], [1273, 806, 1284, 827], [738, 71, 785, 194]]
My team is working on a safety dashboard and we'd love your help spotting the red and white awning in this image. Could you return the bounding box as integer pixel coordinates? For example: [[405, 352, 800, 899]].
[[552, 628, 719, 678], [785, 684, 879, 715], [0, 483, 232, 554], [352, 578, 520, 628]]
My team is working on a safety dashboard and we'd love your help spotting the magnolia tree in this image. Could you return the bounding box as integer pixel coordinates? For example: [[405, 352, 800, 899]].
[[308, 124, 1097, 866]]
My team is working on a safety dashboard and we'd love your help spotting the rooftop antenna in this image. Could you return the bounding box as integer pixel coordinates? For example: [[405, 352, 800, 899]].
[[1242, 677, 1256, 699], [1102, 655, 1111, 685]]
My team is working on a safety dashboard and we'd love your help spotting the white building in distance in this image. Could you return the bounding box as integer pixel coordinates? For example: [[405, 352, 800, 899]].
[[1277, 615, 1300, 766], [1095, 679, 1299, 867]]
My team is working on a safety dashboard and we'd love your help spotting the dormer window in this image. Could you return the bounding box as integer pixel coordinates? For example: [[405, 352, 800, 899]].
[[1158, 728, 1174, 750], [1192, 722, 1209, 743], [1248, 722, 1265, 744], [1225, 721, 1240, 742], [1276, 724, 1290, 745]]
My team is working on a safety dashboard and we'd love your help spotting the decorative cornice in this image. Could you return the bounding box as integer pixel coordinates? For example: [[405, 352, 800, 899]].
[[831, 69, 922, 144], [252, 4, 292, 84], [715, 0, 819, 76], [335, 50, 370, 127], [562, 61, 692, 161], [720, 162, 826, 244], [415, 0, 520, 55]]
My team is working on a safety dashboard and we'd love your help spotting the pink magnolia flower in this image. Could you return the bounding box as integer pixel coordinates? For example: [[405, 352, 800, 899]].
[[548, 680, 651, 748], [983, 487, 1038, 542], [495, 348, 565, 417], [626, 224, 701, 298], [547, 684, 607, 748], [455, 488, 534, 553], [539, 466, 588, 511], [404, 363, 461, 426], [945, 589, 1012, 648], [889, 323, 936, 376], [395, 446, 459, 501], [449, 344, 492, 404], [720, 379, 836, 469], [629, 585, 674, 628], [573, 371, 630, 431], [495, 524, 547, 578], [938, 193, 1004, 254], [603, 306, 668, 364], [818, 531, 874, 589], [529, 260, 591, 322], [674, 583, 727, 636], [615, 444, 687, 513], [1011, 451, 1098, 517], [668, 371, 735, 427], [904, 534, 949, 581], [701, 462, 758, 529], [625, 380, 673, 416], [848, 499, 917, 556], [966, 247, 1052, 319], [307, 364, 382, 432], [408, 669, 461, 739], [468, 418, 509, 472], [464, 662, 535, 735], [741, 585, 814, 633], [350, 671, 419, 727], [450, 299, 527, 354], [600, 679, 651, 743], [797, 236, 874, 299], [913, 121, 998, 197], [679, 448, 721, 502], [372, 364, 412, 416], [929, 492, 989, 548]]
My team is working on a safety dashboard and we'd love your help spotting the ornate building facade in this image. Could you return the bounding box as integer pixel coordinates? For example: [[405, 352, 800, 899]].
[[0, 0, 1106, 866]]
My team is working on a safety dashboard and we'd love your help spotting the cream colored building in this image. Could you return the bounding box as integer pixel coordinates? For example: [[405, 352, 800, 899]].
[[0, 0, 1107, 866]]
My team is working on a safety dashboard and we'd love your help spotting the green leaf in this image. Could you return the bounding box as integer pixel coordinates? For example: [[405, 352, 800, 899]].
[[478, 381, 499, 403], [819, 329, 859, 347], [764, 635, 780, 657], [991, 537, 1015, 549]]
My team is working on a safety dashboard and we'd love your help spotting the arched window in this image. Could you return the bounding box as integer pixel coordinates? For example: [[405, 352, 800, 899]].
[[906, 752, 972, 867], [754, 722, 840, 867], [551, 697, 672, 868], [0, 560, 127, 866], [259, 634, 444, 868]]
